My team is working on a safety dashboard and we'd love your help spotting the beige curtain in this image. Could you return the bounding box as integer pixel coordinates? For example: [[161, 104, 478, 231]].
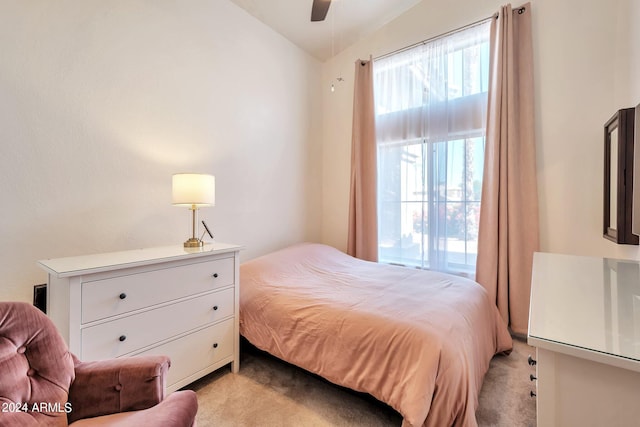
[[476, 3, 539, 335], [347, 59, 378, 262]]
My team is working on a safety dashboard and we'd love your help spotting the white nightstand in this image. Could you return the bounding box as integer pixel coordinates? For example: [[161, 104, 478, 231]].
[[528, 252, 640, 426], [38, 242, 243, 393]]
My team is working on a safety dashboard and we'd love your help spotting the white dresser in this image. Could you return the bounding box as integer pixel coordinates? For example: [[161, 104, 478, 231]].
[[528, 252, 640, 427], [38, 242, 242, 393]]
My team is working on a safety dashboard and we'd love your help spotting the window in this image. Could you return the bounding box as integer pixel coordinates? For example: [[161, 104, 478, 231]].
[[374, 21, 490, 275]]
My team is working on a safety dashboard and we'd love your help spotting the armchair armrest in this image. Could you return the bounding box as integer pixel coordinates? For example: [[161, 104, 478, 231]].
[[68, 354, 170, 424]]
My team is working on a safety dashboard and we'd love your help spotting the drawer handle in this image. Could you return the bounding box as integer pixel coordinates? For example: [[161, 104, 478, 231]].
[[213, 305, 219, 311], [213, 343, 218, 349], [119, 293, 127, 300], [119, 335, 127, 342], [530, 391, 537, 398], [530, 374, 537, 381], [527, 355, 537, 366], [212, 273, 219, 278]]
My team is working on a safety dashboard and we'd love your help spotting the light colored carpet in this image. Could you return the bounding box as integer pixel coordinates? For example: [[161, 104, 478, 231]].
[[185, 337, 536, 426]]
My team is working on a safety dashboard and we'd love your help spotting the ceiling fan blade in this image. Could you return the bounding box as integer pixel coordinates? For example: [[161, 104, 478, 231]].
[[310, 0, 331, 22]]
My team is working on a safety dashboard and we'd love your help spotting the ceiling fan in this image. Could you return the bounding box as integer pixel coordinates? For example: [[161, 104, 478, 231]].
[[310, 0, 332, 22]]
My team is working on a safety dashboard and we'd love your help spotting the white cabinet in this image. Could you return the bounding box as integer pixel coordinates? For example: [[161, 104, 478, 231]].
[[38, 243, 242, 393], [528, 252, 640, 426]]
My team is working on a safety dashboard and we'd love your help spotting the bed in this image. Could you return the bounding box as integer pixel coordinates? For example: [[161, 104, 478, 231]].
[[239, 243, 512, 427]]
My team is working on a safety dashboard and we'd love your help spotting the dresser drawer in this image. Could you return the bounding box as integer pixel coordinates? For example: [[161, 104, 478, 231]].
[[81, 256, 234, 323], [133, 318, 234, 390], [81, 287, 234, 360]]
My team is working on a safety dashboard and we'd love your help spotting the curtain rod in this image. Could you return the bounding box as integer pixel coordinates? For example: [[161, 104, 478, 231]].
[[372, 6, 526, 62]]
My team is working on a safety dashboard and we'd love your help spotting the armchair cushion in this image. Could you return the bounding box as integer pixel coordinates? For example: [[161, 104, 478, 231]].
[[0, 302, 75, 427], [69, 390, 198, 427]]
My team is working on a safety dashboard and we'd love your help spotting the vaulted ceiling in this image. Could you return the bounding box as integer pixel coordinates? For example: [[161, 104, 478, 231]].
[[229, 0, 422, 61]]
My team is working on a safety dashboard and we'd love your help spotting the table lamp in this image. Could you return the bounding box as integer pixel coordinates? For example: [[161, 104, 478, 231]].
[[172, 173, 215, 247]]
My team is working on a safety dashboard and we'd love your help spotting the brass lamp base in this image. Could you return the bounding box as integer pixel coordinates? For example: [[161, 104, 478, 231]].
[[182, 205, 204, 248], [183, 238, 204, 248]]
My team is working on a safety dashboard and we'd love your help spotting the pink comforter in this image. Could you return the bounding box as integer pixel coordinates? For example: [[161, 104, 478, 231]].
[[239, 243, 512, 427]]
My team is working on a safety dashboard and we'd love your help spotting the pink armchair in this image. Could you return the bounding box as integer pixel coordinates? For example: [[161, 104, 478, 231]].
[[0, 302, 198, 426]]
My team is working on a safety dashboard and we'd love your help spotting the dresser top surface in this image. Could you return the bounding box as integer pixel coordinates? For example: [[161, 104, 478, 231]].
[[38, 242, 243, 278], [529, 252, 640, 364]]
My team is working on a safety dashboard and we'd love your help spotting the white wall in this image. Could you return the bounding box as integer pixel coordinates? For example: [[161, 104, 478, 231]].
[[320, 0, 640, 261], [628, 0, 640, 102], [0, 0, 322, 302]]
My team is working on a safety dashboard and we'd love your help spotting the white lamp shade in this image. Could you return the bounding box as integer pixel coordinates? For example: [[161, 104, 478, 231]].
[[172, 174, 215, 207]]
